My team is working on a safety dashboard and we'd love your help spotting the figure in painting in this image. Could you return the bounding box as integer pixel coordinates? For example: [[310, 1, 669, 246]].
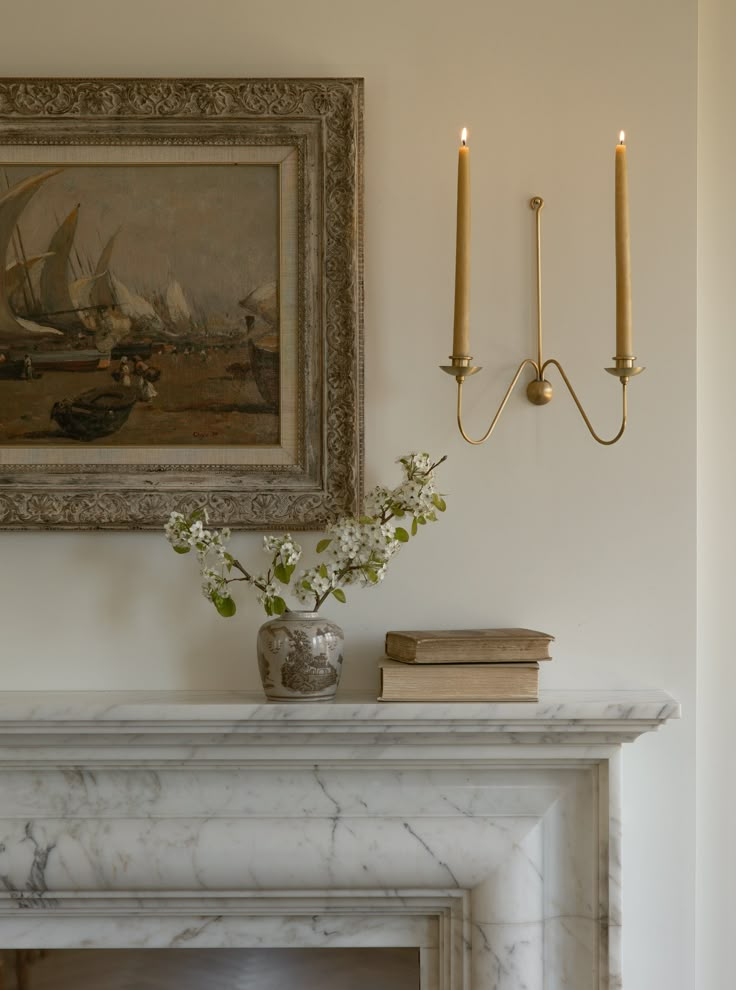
[[137, 372, 157, 403], [118, 357, 131, 388], [22, 353, 33, 381]]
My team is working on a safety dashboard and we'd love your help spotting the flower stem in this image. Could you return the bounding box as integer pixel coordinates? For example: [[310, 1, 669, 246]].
[[228, 558, 269, 594]]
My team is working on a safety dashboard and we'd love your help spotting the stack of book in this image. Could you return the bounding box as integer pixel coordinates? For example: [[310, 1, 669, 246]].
[[378, 628, 554, 702]]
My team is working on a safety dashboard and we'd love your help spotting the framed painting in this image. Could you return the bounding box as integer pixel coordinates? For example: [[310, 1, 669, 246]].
[[0, 77, 363, 529]]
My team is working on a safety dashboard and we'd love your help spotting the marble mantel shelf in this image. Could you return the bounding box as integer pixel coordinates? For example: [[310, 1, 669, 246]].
[[0, 689, 679, 762], [0, 688, 680, 988]]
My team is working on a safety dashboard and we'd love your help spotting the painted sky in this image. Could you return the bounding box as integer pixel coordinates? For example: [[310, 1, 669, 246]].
[[3, 164, 279, 318]]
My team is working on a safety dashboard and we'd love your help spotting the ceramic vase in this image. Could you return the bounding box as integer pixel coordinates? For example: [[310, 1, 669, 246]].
[[257, 610, 344, 702]]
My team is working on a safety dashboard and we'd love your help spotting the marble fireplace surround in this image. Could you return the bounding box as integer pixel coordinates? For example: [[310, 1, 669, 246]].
[[0, 690, 679, 990]]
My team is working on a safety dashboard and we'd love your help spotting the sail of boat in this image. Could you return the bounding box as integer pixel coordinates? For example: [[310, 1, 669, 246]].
[[38, 205, 88, 333], [90, 230, 132, 351], [110, 274, 162, 325], [70, 273, 107, 330], [89, 229, 120, 311], [238, 280, 278, 327], [90, 231, 164, 348], [5, 253, 53, 312], [96, 274, 171, 350], [165, 279, 192, 331], [0, 169, 64, 340]]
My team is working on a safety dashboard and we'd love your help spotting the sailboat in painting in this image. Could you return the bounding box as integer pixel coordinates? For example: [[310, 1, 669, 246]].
[[240, 280, 279, 410], [165, 278, 192, 332], [6, 252, 52, 311], [0, 169, 65, 340], [69, 273, 106, 330], [91, 229, 167, 352], [0, 172, 115, 375], [38, 205, 90, 335]]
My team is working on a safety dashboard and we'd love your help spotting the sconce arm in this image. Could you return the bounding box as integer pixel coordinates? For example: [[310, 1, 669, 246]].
[[541, 358, 628, 446], [456, 358, 540, 445]]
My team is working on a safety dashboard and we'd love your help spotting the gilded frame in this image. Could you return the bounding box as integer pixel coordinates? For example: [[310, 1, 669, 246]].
[[0, 77, 364, 529]]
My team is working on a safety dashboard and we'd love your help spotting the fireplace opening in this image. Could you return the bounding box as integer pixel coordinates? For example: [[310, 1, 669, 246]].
[[0, 948, 421, 989]]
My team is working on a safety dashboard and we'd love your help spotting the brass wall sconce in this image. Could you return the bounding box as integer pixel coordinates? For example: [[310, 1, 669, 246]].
[[441, 131, 644, 446], [441, 196, 644, 445]]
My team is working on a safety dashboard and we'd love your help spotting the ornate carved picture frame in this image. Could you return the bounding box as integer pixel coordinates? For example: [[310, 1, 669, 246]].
[[0, 78, 364, 529]]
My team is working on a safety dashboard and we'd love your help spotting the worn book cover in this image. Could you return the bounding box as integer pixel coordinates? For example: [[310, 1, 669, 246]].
[[378, 659, 539, 702], [384, 628, 554, 664]]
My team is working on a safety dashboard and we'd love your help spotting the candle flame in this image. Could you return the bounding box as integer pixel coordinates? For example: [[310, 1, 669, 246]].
[[461, 127, 467, 146], [619, 130, 626, 144]]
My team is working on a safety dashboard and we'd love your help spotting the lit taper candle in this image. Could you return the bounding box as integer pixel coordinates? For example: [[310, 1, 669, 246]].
[[615, 130, 632, 357], [452, 127, 471, 358]]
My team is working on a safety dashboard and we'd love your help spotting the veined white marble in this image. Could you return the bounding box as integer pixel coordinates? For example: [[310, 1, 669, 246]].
[[0, 690, 678, 990], [0, 688, 679, 726]]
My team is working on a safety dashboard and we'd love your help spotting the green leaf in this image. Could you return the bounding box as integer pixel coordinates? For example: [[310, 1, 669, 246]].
[[411, 517, 418, 536], [432, 493, 447, 512], [427, 511, 437, 522], [274, 563, 294, 585], [316, 538, 332, 553], [214, 595, 236, 617], [188, 509, 206, 525], [173, 546, 191, 554], [359, 515, 374, 525], [318, 563, 328, 579], [417, 515, 427, 525], [365, 568, 379, 583], [302, 579, 312, 591], [272, 596, 287, 615], [395, 527, 410, 543], [332, 588, 347, 603]]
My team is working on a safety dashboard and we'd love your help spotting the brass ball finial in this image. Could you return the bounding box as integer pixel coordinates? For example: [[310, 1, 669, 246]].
[[526, 379, 553, 405]]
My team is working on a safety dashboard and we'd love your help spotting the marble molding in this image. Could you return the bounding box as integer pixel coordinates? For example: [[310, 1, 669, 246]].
[[0, 690, 679, 990]]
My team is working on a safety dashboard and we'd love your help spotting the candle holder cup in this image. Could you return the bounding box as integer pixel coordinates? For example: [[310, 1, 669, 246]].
[[605, 356, 645, 380], [440, 356, 481, 382]]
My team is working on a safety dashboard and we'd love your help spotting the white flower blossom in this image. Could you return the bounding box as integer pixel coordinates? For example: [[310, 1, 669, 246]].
[[399, 451, 433, 477], [393, 478, 436, 516], [164, 511, 185, 535], [200, 566, 228, 602], [256, 581, 280, 608], [188, 520, 205, 541], [164, 511, 190, 550], [263, 533, 302, 567], [363, 485, 392, 516], [321, 516, 403, 588], [165, 452, 446, 616], [294, 579, 313, 606], [295, 562, 341, 604]]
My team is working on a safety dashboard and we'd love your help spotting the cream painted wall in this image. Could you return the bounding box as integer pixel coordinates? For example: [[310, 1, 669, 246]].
[[0, 2, 696, 986], [697, 1, 735, 987]]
